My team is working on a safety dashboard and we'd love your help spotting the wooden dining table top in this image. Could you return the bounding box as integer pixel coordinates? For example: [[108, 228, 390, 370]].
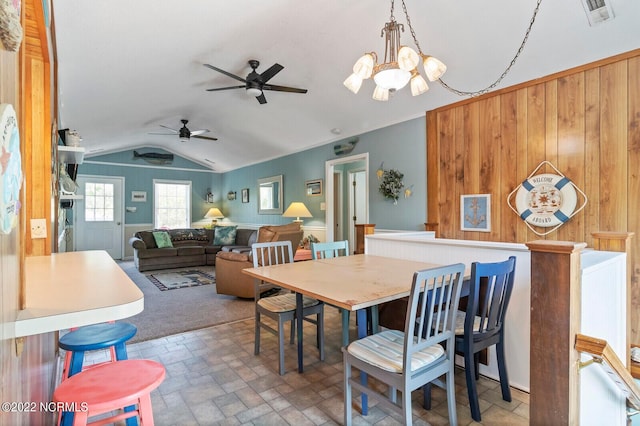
[[242, 254, 447, 311]]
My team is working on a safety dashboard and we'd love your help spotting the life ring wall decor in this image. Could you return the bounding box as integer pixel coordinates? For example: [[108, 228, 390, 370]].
[[507, 161, 587, 236], [0, 103, 23, 234]]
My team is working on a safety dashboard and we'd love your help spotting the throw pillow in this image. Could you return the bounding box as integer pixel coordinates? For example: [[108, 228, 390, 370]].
[[152, 231, 173, 248], [257, 227, 276, 243], [213, 225, 238, 246]]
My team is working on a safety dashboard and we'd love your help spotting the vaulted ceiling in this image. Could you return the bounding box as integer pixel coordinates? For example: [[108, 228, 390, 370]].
[[52, 0, 640, 172]]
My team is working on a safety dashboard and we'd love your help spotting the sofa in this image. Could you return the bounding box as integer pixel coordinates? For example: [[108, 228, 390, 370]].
[[215, 223, 304, 298], [129, 226, 257, 272]]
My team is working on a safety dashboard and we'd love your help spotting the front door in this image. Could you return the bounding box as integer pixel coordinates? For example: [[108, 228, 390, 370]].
[[74, 175, 124, 259]]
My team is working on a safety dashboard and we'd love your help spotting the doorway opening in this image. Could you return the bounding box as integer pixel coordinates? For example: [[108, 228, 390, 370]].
[[325, 153, 369, 251]]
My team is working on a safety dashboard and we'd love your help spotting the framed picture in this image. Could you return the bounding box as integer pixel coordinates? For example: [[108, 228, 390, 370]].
[[305, 179, 323, 196], [461, 194, 491, 232], [227, 191, 236, 201], [242, 188, 249, 203], [131, 191, 147, 202]]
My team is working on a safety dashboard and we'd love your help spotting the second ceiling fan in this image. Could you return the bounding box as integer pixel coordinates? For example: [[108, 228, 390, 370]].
[[149, 119, 218, 142], [204, 59, 308, 104]]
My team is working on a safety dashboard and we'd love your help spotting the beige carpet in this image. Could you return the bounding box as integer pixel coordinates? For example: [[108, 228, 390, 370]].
[[118, 261, 254, 343]]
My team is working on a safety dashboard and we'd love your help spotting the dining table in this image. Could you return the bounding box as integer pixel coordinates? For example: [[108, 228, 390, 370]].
[[242, 254, 457, 370]]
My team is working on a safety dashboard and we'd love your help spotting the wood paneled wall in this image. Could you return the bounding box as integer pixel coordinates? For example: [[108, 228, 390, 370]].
[[427, 49, 640, 342]]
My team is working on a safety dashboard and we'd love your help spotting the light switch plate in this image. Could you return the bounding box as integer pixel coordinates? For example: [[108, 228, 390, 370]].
[[30, 218, 47, 239]]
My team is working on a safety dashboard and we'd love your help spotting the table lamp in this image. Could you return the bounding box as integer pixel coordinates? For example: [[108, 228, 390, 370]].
[[282, 202, 312, 223], [204, 207, 224, 226]]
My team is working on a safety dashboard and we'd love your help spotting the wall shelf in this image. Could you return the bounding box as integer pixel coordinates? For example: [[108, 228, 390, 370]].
[[57, 145, 85, 164], [60, 194, 83, 200]]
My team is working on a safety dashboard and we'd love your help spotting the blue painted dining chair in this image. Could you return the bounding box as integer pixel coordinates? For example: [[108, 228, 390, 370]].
[[343, 263, 466, 425], [424, 256, 517, 422], [310, 241, 352, 346], [252, 240, 324, 375]]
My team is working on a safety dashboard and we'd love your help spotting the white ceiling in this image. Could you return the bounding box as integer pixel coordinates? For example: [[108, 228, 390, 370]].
[[52, 0, 640, 172]]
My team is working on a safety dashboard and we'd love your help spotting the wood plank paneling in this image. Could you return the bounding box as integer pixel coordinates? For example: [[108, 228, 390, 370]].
[[427, 49, 640, 343]]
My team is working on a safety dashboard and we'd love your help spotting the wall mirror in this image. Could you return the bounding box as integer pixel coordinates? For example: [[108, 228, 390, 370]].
[[258, 174, 283, 214]]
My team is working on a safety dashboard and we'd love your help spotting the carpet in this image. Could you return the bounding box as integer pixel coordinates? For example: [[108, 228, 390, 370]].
[[146, 269, 215, 291], [117, 261, 254, 343]]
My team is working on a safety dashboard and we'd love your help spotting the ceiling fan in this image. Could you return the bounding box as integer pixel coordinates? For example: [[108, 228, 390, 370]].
[[204, 59, 308, 104], [149, 119, 218, 142]]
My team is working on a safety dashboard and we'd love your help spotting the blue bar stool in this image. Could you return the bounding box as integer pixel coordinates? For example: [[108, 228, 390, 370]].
[[58, 322, 138, 426], [59, 322, 138, 379]]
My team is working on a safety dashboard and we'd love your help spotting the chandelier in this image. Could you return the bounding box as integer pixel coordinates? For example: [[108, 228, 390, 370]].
[[344, 0, 544, 100], [343, 0, 446, 101]]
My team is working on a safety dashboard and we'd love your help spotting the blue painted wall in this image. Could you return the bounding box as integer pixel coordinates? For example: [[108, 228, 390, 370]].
[[81, 116, 427, 230], [80, 149, 220, 224]]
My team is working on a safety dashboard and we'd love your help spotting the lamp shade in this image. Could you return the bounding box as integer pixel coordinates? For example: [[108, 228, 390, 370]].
[[282, 202, 312, 222], [205, 207, 224, 219]]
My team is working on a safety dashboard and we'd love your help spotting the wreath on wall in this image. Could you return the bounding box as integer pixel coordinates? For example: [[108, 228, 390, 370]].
[[378, 168, 405, 204]]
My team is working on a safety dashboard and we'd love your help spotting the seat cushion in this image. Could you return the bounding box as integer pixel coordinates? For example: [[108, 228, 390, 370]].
[[453, 310, 482, 335], [347, 330, 445, 373], [257, 293, 320, 313]]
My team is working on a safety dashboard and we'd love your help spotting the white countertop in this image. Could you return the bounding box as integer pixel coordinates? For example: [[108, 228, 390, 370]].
[[15, 250, 144, 338]]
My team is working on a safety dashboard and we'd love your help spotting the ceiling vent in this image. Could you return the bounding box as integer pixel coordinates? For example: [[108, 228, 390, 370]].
[[581, 0, 615, 26]]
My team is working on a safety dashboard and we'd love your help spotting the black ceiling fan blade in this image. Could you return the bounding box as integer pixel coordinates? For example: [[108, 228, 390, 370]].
[[158, 125, 178, 132], [262, 84, 308, 94], [259, 63, 284, 83], [203, 63, 247, 83], [256, 93, 267, 104], [206, 85, 246, 92], [190, 129, 210, 136], [148, 132, 177, 136], [193, 135, 218, 141]]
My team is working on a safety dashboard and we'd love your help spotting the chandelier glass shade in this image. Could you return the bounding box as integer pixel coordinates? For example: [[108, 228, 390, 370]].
[[343, 0, 446, 101]]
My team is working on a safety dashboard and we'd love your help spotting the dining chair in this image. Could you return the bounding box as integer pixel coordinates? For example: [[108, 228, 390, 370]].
[[424, 256, 517, 422], [310, 240, 353, 346], [252, 240, 324, 375], [343, 263, 466, 426]]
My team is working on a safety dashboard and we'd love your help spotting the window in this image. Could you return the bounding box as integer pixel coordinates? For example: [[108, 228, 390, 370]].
[[153, 179, 191, 228], [84, 182, 115, 221]]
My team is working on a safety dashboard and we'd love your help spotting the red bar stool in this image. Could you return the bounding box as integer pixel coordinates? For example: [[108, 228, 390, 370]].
[[59, 322, 137, 380], [53, 359, 165, 426]]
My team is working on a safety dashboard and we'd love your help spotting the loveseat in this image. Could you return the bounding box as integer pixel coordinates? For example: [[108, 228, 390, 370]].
[[129, 226, 257, 272], [215, 223, 304, 298]]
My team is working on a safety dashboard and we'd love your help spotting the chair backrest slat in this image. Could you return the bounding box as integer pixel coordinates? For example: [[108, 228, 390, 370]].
[[310, 240, 349, 260], [403, 263, 465, 374], [251, 241, 294, 300], [467, 256, 516, 337]]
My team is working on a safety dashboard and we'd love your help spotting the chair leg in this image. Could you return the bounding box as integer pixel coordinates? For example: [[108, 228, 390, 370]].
[[401, 387, 412, 426], [496, 340, 512, 402], [289, 319, 295, 345], [422, 382, 432, 410], [445, 369, 458, 426], [343, 357, 352, 426], [278, 317, 286, 375], [465, 348, 482, 422], [254, 311, 261, 355]]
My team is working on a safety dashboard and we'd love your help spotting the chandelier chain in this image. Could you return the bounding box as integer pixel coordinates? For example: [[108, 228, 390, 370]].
[[401, 0, 543, 97]]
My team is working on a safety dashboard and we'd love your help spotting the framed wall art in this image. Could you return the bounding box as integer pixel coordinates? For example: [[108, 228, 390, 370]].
[[305, 179, 323, 196], [131, 191, 147, 202], [460, 194, 491, 232], [242, 188, 249, 203]]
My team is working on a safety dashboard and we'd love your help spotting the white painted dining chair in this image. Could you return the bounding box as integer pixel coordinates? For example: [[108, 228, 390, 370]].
[[252, 240, 324, 375], [343, 263, 465, 425]]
